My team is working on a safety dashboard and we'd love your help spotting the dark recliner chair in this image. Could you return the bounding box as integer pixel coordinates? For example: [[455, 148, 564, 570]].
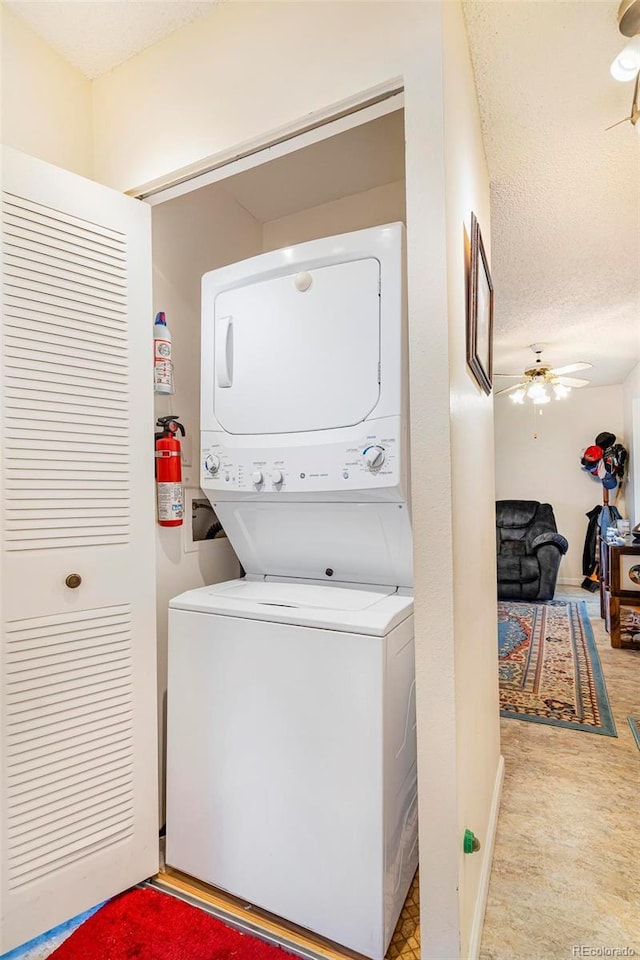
[[496, 500, 568, 601]]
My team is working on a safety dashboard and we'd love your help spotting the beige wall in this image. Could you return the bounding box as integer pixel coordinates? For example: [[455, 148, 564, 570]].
[[494, 385, 625, 584], [622, 363, 640, 527], [0, 5, 92, 177], [442, 4, 501, 955], [263, 180, 406, 252], [93, 2, 429, 194], [88, 3, 500, 954], [152, 185, 263, 816]]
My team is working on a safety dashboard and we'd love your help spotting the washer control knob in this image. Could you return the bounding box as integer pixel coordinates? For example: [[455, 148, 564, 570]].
[[252, 470, 264, 485], [272, 470, 283, 486], [204, 454, 220, 476], [363, 445, 386, 470]]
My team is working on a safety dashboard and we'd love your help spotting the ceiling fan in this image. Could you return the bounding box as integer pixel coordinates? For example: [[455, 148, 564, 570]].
[[606, 71, 640, 131], [495, 344, 592, 404]]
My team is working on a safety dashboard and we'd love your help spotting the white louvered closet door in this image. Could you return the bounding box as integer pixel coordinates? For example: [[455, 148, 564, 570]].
[[1, 147, 158, 953]]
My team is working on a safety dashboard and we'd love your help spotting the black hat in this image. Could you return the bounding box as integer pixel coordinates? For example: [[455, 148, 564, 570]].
[[595, 431, 616, 449], [613, 443, 628, 478]]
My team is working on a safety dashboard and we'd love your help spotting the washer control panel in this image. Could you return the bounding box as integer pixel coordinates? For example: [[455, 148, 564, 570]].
[[201, 425, 403, 493]]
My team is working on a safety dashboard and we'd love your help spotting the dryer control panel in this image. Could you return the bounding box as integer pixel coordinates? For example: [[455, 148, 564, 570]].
[[200, 423, 404, 496]]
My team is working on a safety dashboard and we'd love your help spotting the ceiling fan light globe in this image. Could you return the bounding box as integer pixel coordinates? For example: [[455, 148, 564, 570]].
[[510, 388, 526, 404], [552, 382, 571, 399], [610, 38, 640, 81], [609, 62, 636, 82], [532, 393, 551, 405], [527, 382, 547, 400]]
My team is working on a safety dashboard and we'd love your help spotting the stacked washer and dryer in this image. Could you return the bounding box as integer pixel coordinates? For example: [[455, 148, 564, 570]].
[[166, 223, 417, 960]]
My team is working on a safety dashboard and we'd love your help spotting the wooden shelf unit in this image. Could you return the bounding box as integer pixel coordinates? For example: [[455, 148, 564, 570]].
[[599, 541, 640, 649]]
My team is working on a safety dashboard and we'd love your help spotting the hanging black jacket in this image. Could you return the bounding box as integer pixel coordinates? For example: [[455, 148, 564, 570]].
[[582, 505, 602, 577]]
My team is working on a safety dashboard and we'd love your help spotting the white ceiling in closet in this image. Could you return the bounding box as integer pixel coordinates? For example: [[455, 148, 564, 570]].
[[219, 110, 405, 223]]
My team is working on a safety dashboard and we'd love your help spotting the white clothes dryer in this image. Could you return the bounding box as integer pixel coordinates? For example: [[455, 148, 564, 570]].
[[199, 222, 412, 589], [166, 577, 418, 960]]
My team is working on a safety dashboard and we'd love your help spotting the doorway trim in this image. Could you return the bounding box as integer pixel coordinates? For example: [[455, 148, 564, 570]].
[[145, 74, 414, 958], [140, 66, 473, 958], [132, 81, 403, 205]]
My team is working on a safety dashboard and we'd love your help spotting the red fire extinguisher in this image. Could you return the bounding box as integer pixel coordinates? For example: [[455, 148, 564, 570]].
[[155, 416, 185, 527]]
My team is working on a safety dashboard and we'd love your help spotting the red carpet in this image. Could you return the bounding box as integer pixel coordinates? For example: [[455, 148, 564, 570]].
[[49, 886, 296, 960]]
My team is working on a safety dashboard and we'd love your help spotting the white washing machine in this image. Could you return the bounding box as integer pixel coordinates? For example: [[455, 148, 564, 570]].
[[166, 224, 417, 959], [166, 577, 417, 959]]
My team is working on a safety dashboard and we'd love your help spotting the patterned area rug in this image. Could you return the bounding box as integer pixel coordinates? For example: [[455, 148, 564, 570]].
[[498, 599, 616, 736], [628, 717, 640, 751]]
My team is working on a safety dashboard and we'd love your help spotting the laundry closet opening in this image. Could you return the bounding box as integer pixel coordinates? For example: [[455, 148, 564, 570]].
[[150, 106, 414, 959]]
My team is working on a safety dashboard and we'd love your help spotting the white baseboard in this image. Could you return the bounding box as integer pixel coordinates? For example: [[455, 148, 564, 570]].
[[468, 755, 505, 960], [557, 577, 582, 586]]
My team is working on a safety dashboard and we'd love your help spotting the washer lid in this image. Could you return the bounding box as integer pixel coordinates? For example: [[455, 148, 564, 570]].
[[169, 578, 413, 636]]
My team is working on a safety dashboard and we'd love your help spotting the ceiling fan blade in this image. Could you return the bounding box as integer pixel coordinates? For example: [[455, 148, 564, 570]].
[[549, 362, 593, 376], [494, 373, 527, 379], [495, 382, 526, 397], [556, 376, 590, 388], [605, 115, 632, 131]]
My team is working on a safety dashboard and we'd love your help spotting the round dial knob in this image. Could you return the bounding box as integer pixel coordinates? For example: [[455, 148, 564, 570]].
[[252, 470, 264, 485], [272, 470, 283, 486], [363, 445, 386, 470], [204, 454, 220, 476]]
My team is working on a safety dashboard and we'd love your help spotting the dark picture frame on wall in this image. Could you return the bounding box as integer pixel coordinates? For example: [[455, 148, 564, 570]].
[[467, 212, 494, 395]]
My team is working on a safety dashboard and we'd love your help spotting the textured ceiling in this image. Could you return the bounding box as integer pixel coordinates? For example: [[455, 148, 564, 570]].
[[463, 0, 640, 387], [5, 0, 220, 78], [7, 0, 638, 386]]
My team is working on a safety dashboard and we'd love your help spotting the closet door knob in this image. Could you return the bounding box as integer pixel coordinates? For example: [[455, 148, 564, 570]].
[[65, 573, 82, 589]]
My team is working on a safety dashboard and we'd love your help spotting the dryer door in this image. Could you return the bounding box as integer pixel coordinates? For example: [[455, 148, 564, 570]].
[[212, 258, 380, 435]]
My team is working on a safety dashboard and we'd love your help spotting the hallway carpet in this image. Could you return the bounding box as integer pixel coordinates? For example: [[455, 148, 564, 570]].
[[498, 598, 616, 735], [49, 887, 296, 960], [629, 716, 640, 751]]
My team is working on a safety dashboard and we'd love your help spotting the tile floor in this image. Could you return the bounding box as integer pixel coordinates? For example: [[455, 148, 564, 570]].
[[479, 588, 640, 960], [5, 589, 637, 960], [386, 871, 420, 960]]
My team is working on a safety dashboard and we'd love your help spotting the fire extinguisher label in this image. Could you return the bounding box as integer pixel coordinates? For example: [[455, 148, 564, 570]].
[[157, 482, 184, 522]]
